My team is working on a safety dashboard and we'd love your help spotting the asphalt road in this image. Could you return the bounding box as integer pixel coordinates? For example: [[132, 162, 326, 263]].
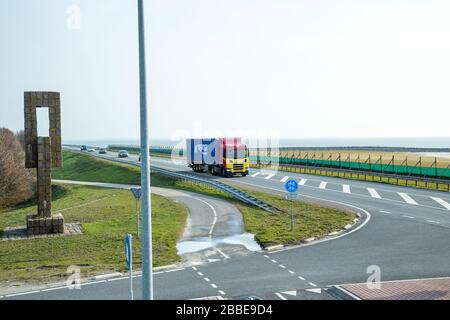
[[3, 148, 450, 300]]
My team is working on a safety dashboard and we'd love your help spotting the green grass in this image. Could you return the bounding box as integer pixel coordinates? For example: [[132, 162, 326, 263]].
[[52, 150, 141, 184], [55, 150, 355, 247], [0, 184, 187, 283]]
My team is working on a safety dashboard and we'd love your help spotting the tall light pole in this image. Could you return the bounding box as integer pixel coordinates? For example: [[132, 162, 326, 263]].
[[137, 0, 153, 300]]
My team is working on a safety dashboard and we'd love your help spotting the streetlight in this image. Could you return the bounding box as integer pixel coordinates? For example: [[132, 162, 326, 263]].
[[137, 0, 153, 300]]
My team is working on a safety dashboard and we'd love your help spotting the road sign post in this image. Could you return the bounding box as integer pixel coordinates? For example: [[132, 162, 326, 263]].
[[285, 180, 299, 232], [125, 233, 133, 300], [130, 188, 142, 239]]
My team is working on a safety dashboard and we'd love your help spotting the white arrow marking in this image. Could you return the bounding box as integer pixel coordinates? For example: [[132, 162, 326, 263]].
[[305, 288, 322, 294], [281, 290, 297, 296]]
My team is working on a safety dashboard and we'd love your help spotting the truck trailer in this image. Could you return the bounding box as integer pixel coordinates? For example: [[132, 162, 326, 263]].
[[186, 138, 249, 177]]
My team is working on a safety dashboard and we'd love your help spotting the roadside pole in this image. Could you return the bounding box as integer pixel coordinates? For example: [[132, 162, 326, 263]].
[[130, 188, 142, 239], [137, 0, 153, 300], [125, 233, 134, 300], [284, 179, 299, 232]]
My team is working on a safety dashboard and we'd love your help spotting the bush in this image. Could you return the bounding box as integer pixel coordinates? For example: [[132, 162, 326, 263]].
[[0, 128, 34, 208]]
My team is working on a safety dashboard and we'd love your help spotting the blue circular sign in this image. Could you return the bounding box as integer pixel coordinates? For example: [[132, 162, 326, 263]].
[[285, 179, 298, 193]]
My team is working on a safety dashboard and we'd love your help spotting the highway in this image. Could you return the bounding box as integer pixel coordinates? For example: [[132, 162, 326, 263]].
[[4, 148, 450, 300]]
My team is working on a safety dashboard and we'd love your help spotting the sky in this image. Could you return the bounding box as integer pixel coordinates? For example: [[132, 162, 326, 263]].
[[1, 0, 450, 143]]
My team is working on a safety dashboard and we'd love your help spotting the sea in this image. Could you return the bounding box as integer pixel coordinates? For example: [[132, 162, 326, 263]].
[[64, 137, 450, 150]]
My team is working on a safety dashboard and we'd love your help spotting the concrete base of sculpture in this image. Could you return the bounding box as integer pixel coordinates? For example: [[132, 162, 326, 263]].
[[26, 213, 65, 236]]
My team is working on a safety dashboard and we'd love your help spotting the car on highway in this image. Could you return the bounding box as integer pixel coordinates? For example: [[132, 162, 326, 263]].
[[88, 148, 96, 153], [80, 145, 88, 151], [98, 148, 107, 154], [118, 150, 129, 158]]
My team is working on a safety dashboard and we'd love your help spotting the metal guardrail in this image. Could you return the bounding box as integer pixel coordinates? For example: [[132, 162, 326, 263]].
[[64, 147, 282, 213]]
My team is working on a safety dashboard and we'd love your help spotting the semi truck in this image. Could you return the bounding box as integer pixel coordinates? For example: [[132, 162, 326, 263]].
[[186, 138, 249, 177]]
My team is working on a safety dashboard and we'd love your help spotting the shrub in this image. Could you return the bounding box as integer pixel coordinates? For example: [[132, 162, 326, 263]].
[[0, 128, 34, 208]]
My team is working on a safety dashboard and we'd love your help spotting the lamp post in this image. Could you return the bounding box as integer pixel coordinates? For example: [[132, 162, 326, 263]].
[[137, 0, 153, 300]]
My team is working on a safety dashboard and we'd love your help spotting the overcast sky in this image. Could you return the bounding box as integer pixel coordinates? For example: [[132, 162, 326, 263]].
[[1, 0, 450, 142]]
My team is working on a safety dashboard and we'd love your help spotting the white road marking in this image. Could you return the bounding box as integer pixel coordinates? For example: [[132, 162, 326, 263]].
[[211, 284, 217, 289], [398, 193, 418, 205], [308, 282, 318, 287], [251, 172, 261, 177], [265, 174, 275, 180], [263, 255, 269, 258], [367, 188, 381, 199], [280, 176, 290, 183], [305, 288, 322, 294], [431, 197, 450, 210], [288, 270, 295, 274], [204, 278, 210, 282], [380, 210, 391, 214], [192, 267, 197, 271], [282, 290, 297, 296], [299, 178, 307, 186], [319, 181, 327, 189], [427, 220, 441, 224], [275, 292, 288, 300], [216, 249, 230, 259], [279, 265, 286, 269], [343, 184, 351, 194], [219, 290, 226, 295], [403, 215, 415, 219], [271, 259, 278, 263], [5, 290, 41, 297], [197, 272, 203, 276], [193, 197, 217, 238], [298, 276, 305, 280]]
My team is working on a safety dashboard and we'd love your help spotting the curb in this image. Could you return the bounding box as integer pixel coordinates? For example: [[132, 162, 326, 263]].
[[93, 272, 123, 280], [326, 285, 361, 300], [265, 245, 284, 252]]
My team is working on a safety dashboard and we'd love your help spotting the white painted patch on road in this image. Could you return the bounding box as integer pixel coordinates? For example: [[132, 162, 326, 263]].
[[280, 176, 290, 183], [271, 259, 278, 263], [279, 265, 286, 269], [211, 284, 217, 289], [204, 278, 210, 282], [265, 174, 275, 180], [219, 290, 226, 295], [299, 178, 307, 186], [431, 197, 450, 210], [343, 184, 351, 194], [288, 270, 295, 274], [197, 272, 203, 276], [427, 220, 441, 224], [367, 188, 381, 199], [319, 181, 327, 189], [402, 215, 415, 219], [298, 276, 305, 280], [380, 210, 391, 214], [398, 193, 418, 205], [251, 172, 261, 177], [282, 290, 297, 296], [305, 288, 322, 294], [308, 282, 318, 287]]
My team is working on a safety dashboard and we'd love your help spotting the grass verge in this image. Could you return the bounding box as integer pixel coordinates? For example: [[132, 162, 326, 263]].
[[56, 150, 354, 248], [0, 184, 187, 283]]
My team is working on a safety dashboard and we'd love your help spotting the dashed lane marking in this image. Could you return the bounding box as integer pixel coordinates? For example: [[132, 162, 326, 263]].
[[298, 276, 306, 281], [211, 284, 218, 289], [218, 290, 226, 296], [308, 282, 318, 287], [299, 178, 307, 186], [343, 184, 351, 194], [398, 192, 418, 205], [319, 181, 327, 189], [271, 259, 278, 263], [280, 176, 290, 183], [265, 174, 275, 180], [275, 292, 287, 300], [402, 215, 415, 219], [431, 197, 450, 210], [216, 249, 230, 259], [251, 172, 261, 177], [380, 210, 391, 214], [279, 265, 286, 269], [427, 220, 441, 224], [367, 188, 381, 199]]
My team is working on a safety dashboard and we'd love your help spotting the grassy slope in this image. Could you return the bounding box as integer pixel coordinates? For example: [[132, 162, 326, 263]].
[[54, 150, 354, 247], [0, 184, 187, 283]]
